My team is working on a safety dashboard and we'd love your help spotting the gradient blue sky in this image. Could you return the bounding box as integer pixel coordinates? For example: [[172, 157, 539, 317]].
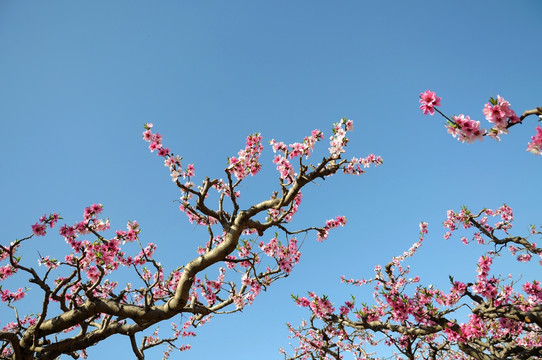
[[1, 1, 541, 359]]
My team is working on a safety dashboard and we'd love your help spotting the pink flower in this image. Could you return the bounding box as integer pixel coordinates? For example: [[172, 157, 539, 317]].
[[91, 204, 103, 214], [157, 147, 170, 157], [142, 129, 153, 142], [527, 125, 542, 155], [419, 90, 441, 115], [31, 223, 46, 236], [170, 170, 180, 182], [148, 142, 161, 152]]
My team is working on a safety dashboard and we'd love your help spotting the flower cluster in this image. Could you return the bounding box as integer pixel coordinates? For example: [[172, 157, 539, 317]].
[[471, 255, 497, 299], [259, 237, 301, 274], [294, 293, 335, 319], [31, 213, 60, 237], [329, 118, 353, 157], [270, 129, 324, 160], [143, 123, 170, 155], [227, 133, 263, 180], [523, 280, 542, 303], [420, 90, 542, 156], [446, 114, 484, 143], [1, 288, 25, 303], [272, 154, 296, 183], [0, 264, 15, 281], [316, 216, 347, 242], [483, 95, 520, 132]]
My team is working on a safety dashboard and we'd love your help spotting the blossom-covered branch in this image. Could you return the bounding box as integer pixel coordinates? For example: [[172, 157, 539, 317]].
[[419, 90, 542, 154], [0, 119, 381, 360], [284, 206, 542, 360]]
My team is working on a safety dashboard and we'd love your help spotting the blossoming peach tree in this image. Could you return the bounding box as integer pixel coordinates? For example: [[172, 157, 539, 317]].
[[283, 93, 542, 360], [0, 119, 382, 359]]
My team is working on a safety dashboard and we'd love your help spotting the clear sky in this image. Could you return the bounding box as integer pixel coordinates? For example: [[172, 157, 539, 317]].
[[1, 1, 541, 359]]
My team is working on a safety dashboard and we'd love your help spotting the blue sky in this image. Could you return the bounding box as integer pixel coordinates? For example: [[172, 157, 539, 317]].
[[1, 1, 541, 359]]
